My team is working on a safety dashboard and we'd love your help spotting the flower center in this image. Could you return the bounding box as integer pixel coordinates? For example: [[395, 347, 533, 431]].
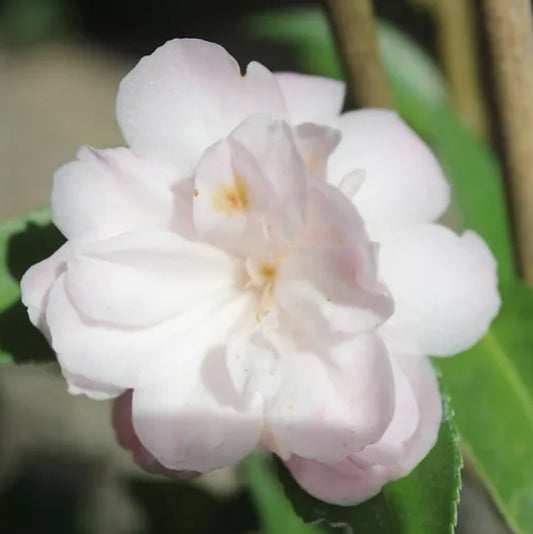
[[245, 258, 281, 320]]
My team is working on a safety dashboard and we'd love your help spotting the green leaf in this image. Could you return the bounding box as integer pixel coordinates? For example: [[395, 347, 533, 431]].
[[245, 7, 516, 283], [276, 396, 461, 534], [435, 282, 533, 533], [245, 452, 322, 534], [0, 208, 61, 364]]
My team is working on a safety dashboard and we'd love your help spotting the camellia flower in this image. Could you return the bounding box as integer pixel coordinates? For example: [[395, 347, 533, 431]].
[[21, 39, 500, 505]]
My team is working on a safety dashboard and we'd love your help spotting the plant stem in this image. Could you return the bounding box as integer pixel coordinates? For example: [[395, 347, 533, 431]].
[[324, 0, 393, 108], [482, 0, 533, 283], [433, 0, 489, 139]]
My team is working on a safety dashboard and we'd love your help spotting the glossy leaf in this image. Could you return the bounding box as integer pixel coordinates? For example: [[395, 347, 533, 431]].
[[436, 283, 533, 533], [0, 208, 61, 364], [245, 453, 322, 534], [276, 396, 461, 534]]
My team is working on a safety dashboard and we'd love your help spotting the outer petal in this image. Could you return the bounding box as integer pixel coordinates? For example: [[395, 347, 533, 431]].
[[116, 39, 287, 174], [356, 354, 442, 474], [63, 370, 125, 400], [51, 147, 181, 240], [132, 343, 264, 472], [113, 390, 196, 477], [275, 72, 345, 124], [328, 110, 450, 224], [373, 224, 500, 356], [20, 242, 70, 335], [46, 273, 247, 394], [65, 231, 239, 327], [284, 355, 442, 505], [265, 332, 394, 464]]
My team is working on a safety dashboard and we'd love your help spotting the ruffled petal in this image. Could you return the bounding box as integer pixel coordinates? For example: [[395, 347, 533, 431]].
[[65, 231, 239, 327], [275, 72, 345, 124], [328, 110, 450, 224], [284, 355, 442, 505], [373, 224, 500, 356], [132, 344, 264, 472], [192, 123, 273, 257], [114, 390, 196, 477], [116, 39, 287, 174], [46, 273, 249, 394], [265, 332, 394, 464], [356, 354, 442, 474], [293, 123, 341, 180], [20, 242, 70, 335], [285, 455, 386, 506], [51, 147, 180, 240], [277, 180, 392, 337]]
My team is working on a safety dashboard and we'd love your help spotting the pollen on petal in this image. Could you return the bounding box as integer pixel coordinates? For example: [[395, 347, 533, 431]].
[[306, 157, 320, 173], [211, 172, 249, 213]]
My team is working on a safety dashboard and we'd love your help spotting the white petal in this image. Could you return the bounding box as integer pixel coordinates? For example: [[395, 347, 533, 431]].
[[278, 180, 392, 337], [275, 72, 345, 124], [132, 343, 264, 472], [284, 355, 442, 506], [229, 115, 308, 243], [116, 39, 287, 174], [328, 110, 450, 224], [285, 455, 387, 506], [62, 370, 125, 400], [266, 332, 394, 464], [374, 224, 500, 356], [46, 274, 246, 392], [293, 123, 341, 180], [20, 242, 70, 335], [192, 129, 272, 257], [51, 147, 180, 240], [356, 354, 442, 474], [65, 231, 239, 326], [225, 323, 284, 399]]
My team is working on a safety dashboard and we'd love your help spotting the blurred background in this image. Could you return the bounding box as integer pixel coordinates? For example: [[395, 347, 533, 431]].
[[0, 1, 517, 533]]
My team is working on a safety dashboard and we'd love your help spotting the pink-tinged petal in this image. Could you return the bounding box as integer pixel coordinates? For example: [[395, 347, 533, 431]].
[[20, 242, 70, 335], [284, 355, 442, 505], [63, 370, 125, 400], [194, 115, 339, 255], [373, 224, 500, 356], [116, 39, 287, 174], [113, 390, 196, 477], [285, 455, 386, 506], [278, 180, 392, 337], [132, 344, 264, 472], [46, 274, 248, 393], [356, 354, 441, 474], [225, 320, 284, 399], [229, 115, 309, 243], [328, 110, 450, 224], [52, 147, 182, 240], [65, 231, 239, 327], [265, 332, 394, 464], [192, 128, 272, 257], [293, 122, 341, 180], [275, 72, 345, 124]]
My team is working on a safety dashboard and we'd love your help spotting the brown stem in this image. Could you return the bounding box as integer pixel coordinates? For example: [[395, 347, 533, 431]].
[[482, 0, 533, 282], [324, 0, 393, 108], [433, 0, 489, 139]]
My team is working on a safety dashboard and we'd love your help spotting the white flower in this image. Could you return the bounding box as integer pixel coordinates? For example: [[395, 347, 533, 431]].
[[20, 39, 500, 505]]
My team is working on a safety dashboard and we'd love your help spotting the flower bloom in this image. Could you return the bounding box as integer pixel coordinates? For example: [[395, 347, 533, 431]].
[[21, 39, 500, 505]]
